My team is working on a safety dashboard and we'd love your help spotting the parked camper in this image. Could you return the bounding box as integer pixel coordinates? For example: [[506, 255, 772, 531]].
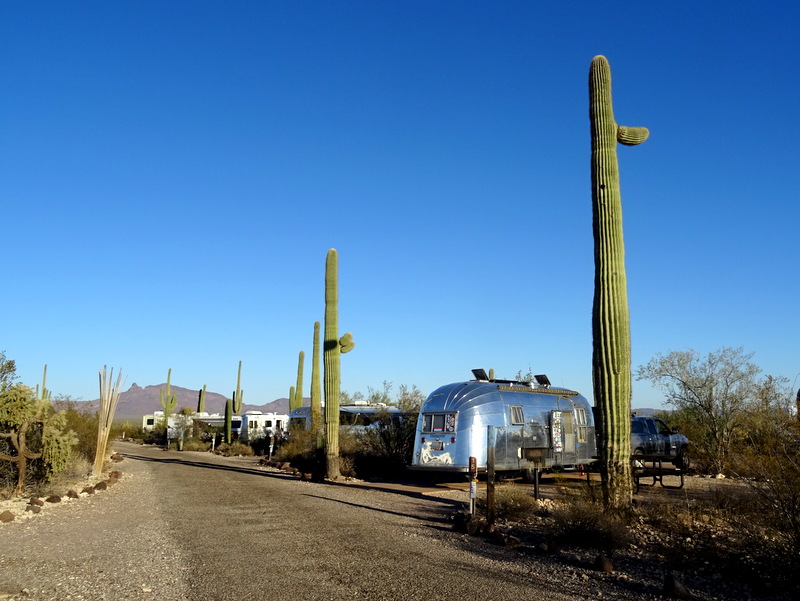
[[410, 370, 597, 479], [289, 403, 413, 432]]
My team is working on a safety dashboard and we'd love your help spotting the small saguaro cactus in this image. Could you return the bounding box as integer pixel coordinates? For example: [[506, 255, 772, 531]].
[[589, 55, 648, 509], [197, 384, 207, 413], [291, 350, 305, 412], [160, 369, 178, 419], [310, 321, 322, 435], [224, 396, 233, 444], [232, 361, 244, 414], [323, 249, 355, 480], [36, 365, 52, 401]]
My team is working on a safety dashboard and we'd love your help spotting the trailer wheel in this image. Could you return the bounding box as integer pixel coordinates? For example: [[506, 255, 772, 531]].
[[522, 468, 541, 484]]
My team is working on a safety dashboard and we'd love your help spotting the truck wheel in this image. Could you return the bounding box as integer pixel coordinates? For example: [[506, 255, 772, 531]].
[[633, 448, 645, 469], [674, 449, 690, 470]]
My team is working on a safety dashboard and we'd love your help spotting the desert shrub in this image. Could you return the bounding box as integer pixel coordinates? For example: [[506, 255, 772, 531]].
[[216, 441, 254, 457], [181, 439, 210, 452], [550, 495, 631, 551], [476, 484, 540, 523], [354, 413, 418, 478], [275, 427, 363, 478], [52, 400, 99, 462]]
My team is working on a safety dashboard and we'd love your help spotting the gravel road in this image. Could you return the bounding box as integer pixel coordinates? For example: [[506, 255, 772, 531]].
[[0, 442, 730, 601]]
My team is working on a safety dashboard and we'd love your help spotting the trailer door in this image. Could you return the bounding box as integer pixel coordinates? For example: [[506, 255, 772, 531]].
[[562, 411, 575, 454]]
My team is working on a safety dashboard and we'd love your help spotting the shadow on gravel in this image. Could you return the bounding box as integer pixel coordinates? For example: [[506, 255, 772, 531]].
[[120, 452, 294, 481], [302, 493, 455, 530], [121, 451, 467, 512]]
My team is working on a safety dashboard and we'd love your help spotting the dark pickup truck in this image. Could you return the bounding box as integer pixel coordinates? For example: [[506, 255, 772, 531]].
[[631, 416, 690, 469]]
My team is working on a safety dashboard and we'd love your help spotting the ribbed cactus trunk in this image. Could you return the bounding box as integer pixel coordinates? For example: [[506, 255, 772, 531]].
[[311, 320, 324, 477], [324, 249, 342, 480], [310, 321, 322, 433], [322, 249, 355, 480], [589, 55, 648, 509]]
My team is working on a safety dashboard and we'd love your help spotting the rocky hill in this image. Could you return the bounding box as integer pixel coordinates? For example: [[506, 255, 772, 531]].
[[75, 383, 293, 422]]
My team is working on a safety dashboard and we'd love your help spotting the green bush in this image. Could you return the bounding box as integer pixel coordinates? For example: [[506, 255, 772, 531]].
[[216, 441, 254, 457], [181, 439, 210, 452]]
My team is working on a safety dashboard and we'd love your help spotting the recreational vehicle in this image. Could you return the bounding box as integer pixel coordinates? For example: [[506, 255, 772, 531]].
[[289, 403, 413, 432], [409, 369, 597, 479]]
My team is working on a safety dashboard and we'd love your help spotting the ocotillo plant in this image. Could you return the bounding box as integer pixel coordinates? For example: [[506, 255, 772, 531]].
[[323, 249, 355, 480], [197, 384, 207, 413], [94, 366, 124, 477], [160, 369, 178, 420], [589, 55, 648, 509], [232, 361, 244, 414], [291, 351, 305, 411]]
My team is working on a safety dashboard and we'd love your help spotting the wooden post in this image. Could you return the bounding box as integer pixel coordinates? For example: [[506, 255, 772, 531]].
[[486, 426, 496, 526]]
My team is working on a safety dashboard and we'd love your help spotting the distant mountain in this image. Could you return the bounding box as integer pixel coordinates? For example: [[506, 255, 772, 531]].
[[72, 383, 293, 422]]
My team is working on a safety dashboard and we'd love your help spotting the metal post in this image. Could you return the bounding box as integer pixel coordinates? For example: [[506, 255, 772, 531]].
[[486, 426, 496, 526], [468, 456, 477, 516], [533, 468, 540, 500]]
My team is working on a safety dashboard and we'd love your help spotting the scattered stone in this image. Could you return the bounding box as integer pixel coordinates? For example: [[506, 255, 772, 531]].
[[504, 535, 522, 548], [28, 497, 44, 506], [593, 553, 614, 573], [66, 490, 79, 499], [45, 495, 62, 503], [94, 481, 108, 491], [664, 572, 691, 599], [25, 504, 41, 514], [81, 486, 95, 495], [108, 470, 123, 480], [0, 510, 15, 523], [104, 478, 117, 486], [110, 453, 124, 462]]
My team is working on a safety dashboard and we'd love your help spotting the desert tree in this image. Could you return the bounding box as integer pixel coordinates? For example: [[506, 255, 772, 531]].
[[636, 346, 764, 474]]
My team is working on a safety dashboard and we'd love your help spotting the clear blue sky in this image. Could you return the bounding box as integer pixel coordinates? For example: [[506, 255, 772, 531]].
[[3, 2, 798, 408]]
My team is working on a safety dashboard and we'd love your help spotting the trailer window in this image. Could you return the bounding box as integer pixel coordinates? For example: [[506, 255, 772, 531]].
[[510, 405, 524, 425], [574, 407, 588, 443], [422, 413, 456, 433]]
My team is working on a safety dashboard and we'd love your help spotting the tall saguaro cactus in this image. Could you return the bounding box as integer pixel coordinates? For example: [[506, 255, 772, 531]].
[[323, 249, 355, 480], [589, 55, 648, 509]]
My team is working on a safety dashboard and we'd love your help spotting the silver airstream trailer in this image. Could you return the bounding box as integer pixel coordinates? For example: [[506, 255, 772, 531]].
[[410, 369, 597, 478]]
